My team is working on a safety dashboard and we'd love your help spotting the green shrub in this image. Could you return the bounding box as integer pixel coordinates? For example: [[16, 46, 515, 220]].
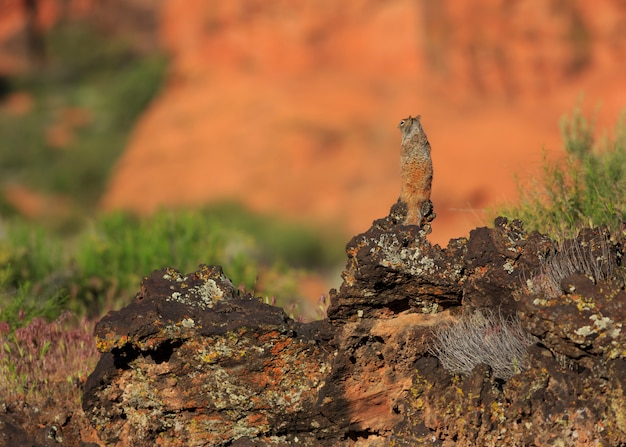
[[0, 281, 67, 329], [0, 220, 69, 326], [0, 22, 167, 215], [73, 209, 259, 315], [0, 205, 344, 321], [496, 104, 626, 237], [0, 221, 62, 286], [191, 203, 344, 269]]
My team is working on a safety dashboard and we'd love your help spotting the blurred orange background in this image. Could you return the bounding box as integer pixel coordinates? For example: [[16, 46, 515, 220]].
[[1, 0, 625, 246]]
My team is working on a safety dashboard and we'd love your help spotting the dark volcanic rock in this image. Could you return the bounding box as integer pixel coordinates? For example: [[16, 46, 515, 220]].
[[84, 211, 626, 446], [83, 265, 337, 446], [327, 200, 466, 320]]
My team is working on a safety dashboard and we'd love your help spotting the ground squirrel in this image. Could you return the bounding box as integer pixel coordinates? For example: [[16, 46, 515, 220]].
[[398, 115, 433, 226]]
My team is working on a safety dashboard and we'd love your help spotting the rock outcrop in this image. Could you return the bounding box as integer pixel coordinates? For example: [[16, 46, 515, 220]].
[[83, 200, 626, 446]]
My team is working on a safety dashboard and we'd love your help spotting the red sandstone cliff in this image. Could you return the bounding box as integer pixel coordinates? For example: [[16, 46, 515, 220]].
[[101, 0, 626, 245], [1, 0, 625, 246]]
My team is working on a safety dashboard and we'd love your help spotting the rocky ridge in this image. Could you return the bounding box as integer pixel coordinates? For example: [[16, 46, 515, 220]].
[[82, 201, 626, 446]]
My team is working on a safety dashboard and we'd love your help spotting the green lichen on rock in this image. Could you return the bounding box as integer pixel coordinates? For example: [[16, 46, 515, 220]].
[[163, 264, 235, 309]]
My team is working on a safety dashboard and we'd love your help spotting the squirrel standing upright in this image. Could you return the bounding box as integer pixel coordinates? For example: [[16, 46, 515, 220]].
[[398, 115, 433, 226]]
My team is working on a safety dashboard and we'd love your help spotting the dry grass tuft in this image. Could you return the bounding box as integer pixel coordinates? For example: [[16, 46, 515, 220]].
[[428, 309, 535, 380], [531, 232, 616, 298]]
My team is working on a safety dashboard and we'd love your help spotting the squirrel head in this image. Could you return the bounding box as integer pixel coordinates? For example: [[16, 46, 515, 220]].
[[398, 115, 424, 143]]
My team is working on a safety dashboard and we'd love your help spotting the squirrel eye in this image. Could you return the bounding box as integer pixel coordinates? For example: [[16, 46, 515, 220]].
[[399, 120, 405, 126]]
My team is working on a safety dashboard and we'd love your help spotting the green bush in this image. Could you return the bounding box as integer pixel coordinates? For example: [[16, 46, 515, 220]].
[[190, 203, 344, 269], [496, 105, 626, 237], [73, 209, 259, 315], [0, 219, 70, 325], [0, 22, 167, 216], [0, 281, 67, 328], [0, 205, 344, 322], [0, 222, 62, 286]]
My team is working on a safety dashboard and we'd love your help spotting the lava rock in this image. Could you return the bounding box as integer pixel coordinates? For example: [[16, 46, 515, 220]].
[[83, 214, 626, 446]]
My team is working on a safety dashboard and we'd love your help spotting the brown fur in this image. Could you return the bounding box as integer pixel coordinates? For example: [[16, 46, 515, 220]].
[[398, 115, 433, 226]]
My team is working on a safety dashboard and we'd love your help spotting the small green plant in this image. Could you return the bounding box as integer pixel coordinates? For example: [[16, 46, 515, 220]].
[[0, 221, 62, 286], [73, 209, 260, 315], [428, 309, 535, 380], [0, 281, 67, 328], [496, 104, 626, 238], [0, 220, 69, 325]]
